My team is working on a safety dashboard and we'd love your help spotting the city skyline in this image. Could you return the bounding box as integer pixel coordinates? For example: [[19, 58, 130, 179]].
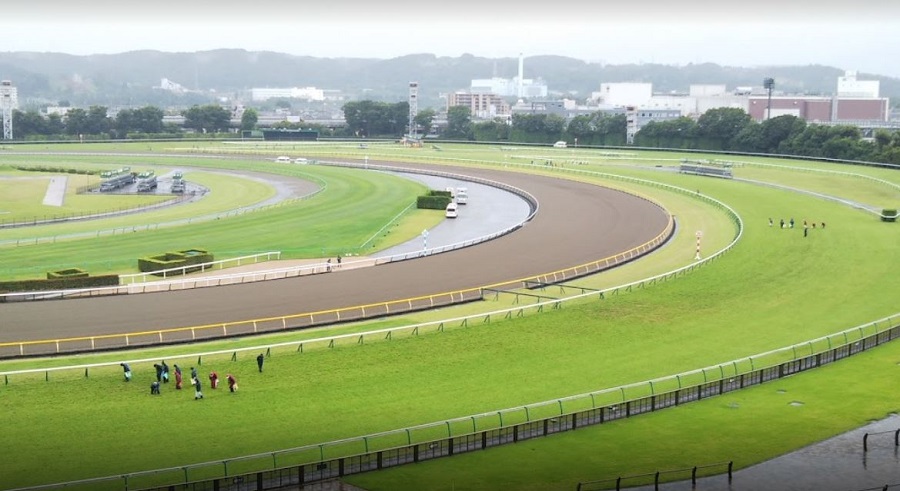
[[2, 1, 899, 78]]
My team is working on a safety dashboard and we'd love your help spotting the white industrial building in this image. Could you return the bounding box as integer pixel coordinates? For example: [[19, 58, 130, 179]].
[[471, 77, 548, 98], [470, 54, 548, 98], [251, 87, 326, 102], [591, 83, 653, 107], [837, 70, 879, 98]]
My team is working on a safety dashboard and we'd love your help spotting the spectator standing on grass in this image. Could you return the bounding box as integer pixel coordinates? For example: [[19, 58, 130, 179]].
[[150, 381, 160, 395], [194, 377, 203, 400], [120, 363, 132, 382], [190, 367, 198, 384], [174, 364, 183, 390], [257, 353, 265, 373], [209, 371, 219, 389], [153, 364, 163, 383], [768, 218, 773, 227], [227, 374, 238, 393], [780, 219, 785, 229], [789, 218, 795, 229], [161, 361, 170, 383]]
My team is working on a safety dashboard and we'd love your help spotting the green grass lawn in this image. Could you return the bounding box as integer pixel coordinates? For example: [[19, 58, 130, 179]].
[[0, 141, 897, 490], [0, 161, 432, 279]]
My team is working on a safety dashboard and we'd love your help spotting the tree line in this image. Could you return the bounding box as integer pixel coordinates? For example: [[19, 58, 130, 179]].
[[634, 107, 900, 164], [6, 103, 900, 165]]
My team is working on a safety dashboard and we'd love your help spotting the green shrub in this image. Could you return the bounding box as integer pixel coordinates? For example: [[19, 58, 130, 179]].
[[46, 268, 89, 280], [882, 209, 897, 222], [138, 249, 214, 275], [417, 195, 452, 210], [0, 274, 120, 293]]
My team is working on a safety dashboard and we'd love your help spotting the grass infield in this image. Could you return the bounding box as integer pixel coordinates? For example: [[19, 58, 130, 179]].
[[0, 142, 897, 490]]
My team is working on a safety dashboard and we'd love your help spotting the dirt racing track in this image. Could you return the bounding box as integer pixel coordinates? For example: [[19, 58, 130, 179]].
[[0, 163, 672, 346]]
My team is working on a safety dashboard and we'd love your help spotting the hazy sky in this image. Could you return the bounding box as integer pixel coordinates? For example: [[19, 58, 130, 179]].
[[3, 1, 900, 78]]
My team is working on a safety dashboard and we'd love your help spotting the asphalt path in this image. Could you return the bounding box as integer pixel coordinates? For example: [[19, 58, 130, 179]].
[[0, 163, 670, 343]]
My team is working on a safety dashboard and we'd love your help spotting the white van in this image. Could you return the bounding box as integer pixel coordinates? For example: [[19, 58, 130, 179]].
[[275, 156, 292, 163], [293, 158, 308, 164], [445, 202, 458, 219], [455, 187, 468, 205], [553, 141, 567, 148]]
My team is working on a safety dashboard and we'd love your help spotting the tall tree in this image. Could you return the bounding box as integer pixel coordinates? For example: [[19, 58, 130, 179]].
[[472, 118, 510, 142], [696, 107, 752, 150], [12, 110, 48, 137], [182, 105, 231, 133], [133, 106, 164, 134], [444, 106, 473, 140], [240, 108, 259, 131], [64, 108, 89, 136], [413, 108, 436, 137], [85, 106, 111, 135]]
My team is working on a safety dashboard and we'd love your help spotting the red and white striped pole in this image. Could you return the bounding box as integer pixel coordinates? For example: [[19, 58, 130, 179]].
[[695, 230, 703, 260]]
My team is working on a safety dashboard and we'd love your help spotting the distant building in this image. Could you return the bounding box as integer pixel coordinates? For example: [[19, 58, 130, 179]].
[[448, 92, 511, 119], [470, 54, 549, 98], [156, 78, 189, 94], [44, 106, 71, 116], [748, 96, 889, 122], [591, 83, 653, 107], [251, 87, 325, 102], [837, 71, 879, 98], [509, 99, 679, 134], [470, 77, 548, 98], [510, 99, 596, 119]]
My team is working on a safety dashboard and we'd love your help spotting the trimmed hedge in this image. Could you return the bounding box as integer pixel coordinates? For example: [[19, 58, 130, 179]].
[[15, 165, 97, 175], [47, 268, 89, 280], [417, 190, 453, 210], [882, 209, 898, 222], [0, 274, 120, 293], [138, 249, 214, 275]]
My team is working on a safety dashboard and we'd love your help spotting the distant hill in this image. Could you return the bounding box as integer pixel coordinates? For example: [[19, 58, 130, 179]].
[[0, 50, 897, 109]]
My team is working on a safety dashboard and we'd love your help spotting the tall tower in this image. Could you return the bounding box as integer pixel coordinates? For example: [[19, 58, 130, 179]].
[[0, 80, 16, 140], [408, 81, 419, 140], [625, 106, 638, 145]]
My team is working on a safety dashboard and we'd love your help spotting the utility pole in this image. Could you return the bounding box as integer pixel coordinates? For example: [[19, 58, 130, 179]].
[[763, 78, 775, 120]]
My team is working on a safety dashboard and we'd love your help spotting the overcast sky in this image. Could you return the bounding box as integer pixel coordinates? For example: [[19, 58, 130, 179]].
[[3, 1, 900, 78]]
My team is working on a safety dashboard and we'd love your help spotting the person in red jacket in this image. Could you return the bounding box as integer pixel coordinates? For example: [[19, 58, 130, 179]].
[[174, 364, 183, 390], [209, 371, 219, 389], [227, 374, 238, 393]]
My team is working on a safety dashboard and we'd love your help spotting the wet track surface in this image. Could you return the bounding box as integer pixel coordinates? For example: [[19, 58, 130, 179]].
[[0, 163, 671, 342]]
